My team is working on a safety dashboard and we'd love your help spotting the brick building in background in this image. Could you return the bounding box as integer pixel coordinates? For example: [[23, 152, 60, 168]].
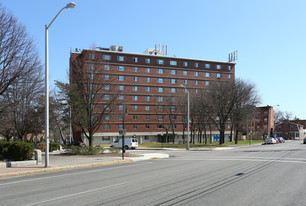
[[70, 45, 236, 145]]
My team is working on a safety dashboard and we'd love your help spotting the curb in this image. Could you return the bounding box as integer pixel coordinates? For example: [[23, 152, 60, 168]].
[[0, 160, 131, 178]]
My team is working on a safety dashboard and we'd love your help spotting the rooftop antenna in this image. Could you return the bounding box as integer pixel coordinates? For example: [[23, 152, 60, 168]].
[[228, 50, 238, 62]]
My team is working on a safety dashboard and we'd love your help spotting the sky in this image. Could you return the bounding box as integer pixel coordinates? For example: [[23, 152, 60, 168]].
[[1, 0, 306, 119]]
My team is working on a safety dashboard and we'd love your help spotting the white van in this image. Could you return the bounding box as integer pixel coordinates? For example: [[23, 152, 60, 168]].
[[110, 138, 138, 150]]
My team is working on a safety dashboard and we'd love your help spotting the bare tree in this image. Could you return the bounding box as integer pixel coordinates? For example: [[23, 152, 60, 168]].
[[58, 51, 120, 146], [0, 4, 41, 97], [205, 79, 260, 144]]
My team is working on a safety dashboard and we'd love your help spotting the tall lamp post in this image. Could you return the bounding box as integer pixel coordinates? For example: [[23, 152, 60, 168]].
[[180, 84, 190, 150], [45, 2, 76, 167]]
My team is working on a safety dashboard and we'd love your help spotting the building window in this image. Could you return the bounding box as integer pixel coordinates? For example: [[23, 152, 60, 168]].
[[170, 88, 177, 93], [103, 75, 110, 80], [183, 71, 188, 75], [146, 115, 150, 120], [118, 114, 124, 120], [157, 69, 164, 74], [103, 115, 111, 120], [170, 70, 177, 75], [264, 118, 268, 123], [146, 58, 150, 63], [133, 124, 138, 129], [103, 125, 111, 130], [133, 67, 138, 72], [133, 76, 138, 82], [195, 80, 198, 85], [170, 97, 176, 102], [90, 74, 94, 79], [170, 79, 177, 84], [133, 115, 138, 120], [133, 57, 138, 62], [216, 73, 222, 78], [195, 89, 199, 94], [103, 55, 111, 60], [89, 64, 94, 70], [205, 63, 210, 69], [118, 76, 125, 81], [170, 115, 177, 120], [104, 105, 110, 110], [145, 106, 150, 111], [117, 56, 125, 61], [216, 65, 222, 69], [102, 136, 111, 141], [118, 85, 125, 91], [170, 60, 177, 66], [194, 62, 199, 67], [133, 96, 138, 101], [157, 87, 164, 92], [145, 96, 150, 101], [227, 74, 231, 78], [103, 85, 110, 90], [118, 66, 125, 71], [170, 106, 176, 111], [146, 68, 150, 73], [205, 81, 210, 86], [157, 59, 164, 64], [103, 95, 110, 100], [183, 80, 188, 84], [157, 106, 164, 111], [146, 124, 150, 129], [133, 86, 138, 91], [89, 53, 95, 59], [157, 96, 164, 102], [133, 105, 138, 110], [146, 87, 150, 92], [170, 124, 176, 129], [227, 65, 232, 70], [157, 78, 164, 83], [157, 124, 164, 129], [90, 83, 94, 89], [194, 71, 198, 76], [205, 72, 211, 77], [146, 77, 150, 82], [103, 65, 111, 70], [183, 62, 188, 67], [117, 95, 125, 100], [118, 125, 124, 129], [158, 115, 164, 120], [118, 105, 124, 110]]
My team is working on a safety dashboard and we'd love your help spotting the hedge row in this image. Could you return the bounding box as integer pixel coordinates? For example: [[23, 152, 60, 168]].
[[0, 141, 35, 161]]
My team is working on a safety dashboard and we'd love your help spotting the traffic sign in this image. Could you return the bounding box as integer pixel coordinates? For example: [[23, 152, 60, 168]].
[[119, 129, 126, 136]]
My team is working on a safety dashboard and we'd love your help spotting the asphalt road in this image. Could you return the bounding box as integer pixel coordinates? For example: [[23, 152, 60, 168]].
[[1, 141, 306, 206]]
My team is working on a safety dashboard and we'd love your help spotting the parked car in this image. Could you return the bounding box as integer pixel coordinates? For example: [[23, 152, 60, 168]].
[[303, 137, 306, 144], [110, 138, 138, 150], [276, 137, 285, 143], [265, 137, 277, 144]]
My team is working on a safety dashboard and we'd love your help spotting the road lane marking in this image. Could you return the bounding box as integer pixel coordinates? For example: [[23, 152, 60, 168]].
[[0, 162, 152, 187]]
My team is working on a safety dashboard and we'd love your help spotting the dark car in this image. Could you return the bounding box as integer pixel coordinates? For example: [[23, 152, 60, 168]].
[[303, 138, 306, 144], [276, 137, 285, 143]]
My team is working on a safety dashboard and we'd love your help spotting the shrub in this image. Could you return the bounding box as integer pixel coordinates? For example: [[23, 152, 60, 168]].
[[0, 141, 35, 161], [37, 143, 45, 152], [65, 146, 99, 155]]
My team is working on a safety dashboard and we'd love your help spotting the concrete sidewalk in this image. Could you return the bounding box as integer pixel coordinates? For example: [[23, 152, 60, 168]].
[[0, 152, 169, 178]]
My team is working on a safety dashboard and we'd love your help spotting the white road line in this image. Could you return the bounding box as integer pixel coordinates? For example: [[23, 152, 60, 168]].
[[160, 158, 306, 164], [0, 162, 152, 187]]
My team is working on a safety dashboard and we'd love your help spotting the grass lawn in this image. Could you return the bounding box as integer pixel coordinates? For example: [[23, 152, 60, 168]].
[[139, 140, 264, 149]]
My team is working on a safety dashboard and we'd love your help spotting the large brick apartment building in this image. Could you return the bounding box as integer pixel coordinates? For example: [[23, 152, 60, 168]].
[[70, 45, 236, 145]]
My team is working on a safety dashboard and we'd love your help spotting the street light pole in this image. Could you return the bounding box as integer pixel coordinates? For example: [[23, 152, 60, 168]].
[[45, 2, 76, 167], [180, 84, 190, 150]]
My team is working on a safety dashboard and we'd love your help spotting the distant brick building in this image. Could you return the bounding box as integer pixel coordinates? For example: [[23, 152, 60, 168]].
[[69, 45, 236, 145]]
